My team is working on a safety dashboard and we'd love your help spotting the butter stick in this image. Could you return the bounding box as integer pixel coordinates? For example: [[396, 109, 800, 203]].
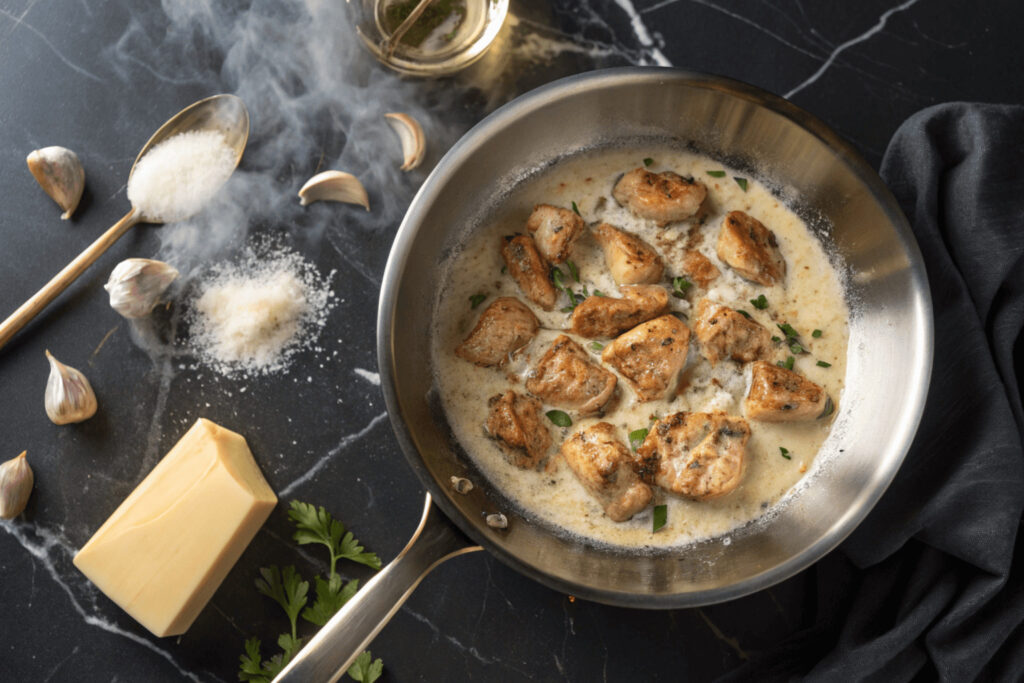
[[74, 418, 277, 637]]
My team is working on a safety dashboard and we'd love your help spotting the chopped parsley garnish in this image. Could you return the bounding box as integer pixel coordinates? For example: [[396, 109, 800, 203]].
[[567, 260, 580, 283], [469, 294, 486, 309], [750, 294, 768, 310], [734, 177, 749, 192], [551, 267, 566, 291], [816, 360, 832, 368], [652, 504, 668, 531], [590, 341, 604, 352], [779, 447, 792, 460], [571, 201, 581, 216], [777, 355, 795, 370], [736, 309, 752, 319], [671, 276, 693, 299], [546, 410, 572, 427], [628, 428, 649, 451], [771, 336, 782, 343], [790, 342, 806, 354], [706, 170, 726, 178], [812, 329, 823, 338], [643, 157, 654, 167], [593, 289, 606, 297], [777, 322, 800, 339], [820, 396, 835, 417], [560, 306, 575, 313]]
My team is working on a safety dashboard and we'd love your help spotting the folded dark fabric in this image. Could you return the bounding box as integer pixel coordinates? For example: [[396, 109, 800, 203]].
[[724, 103, 1024, 681]]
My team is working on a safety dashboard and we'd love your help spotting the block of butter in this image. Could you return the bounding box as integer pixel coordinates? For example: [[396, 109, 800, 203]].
[[74, 418, 277, 637]]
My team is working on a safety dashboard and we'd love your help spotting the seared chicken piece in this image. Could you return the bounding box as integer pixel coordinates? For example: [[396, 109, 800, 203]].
[[455, 297, 539, 367], [560, 422, 653, 522], [635, 411, 750, 500], [602, 315, 690, 401], [592, 223, 664, 285], [570, 285, 669, 338], [613, 168, 707, 225], [716, 211, 786, 286], [526, 335, 617, 414], [745, 361, 830, 422], [692, 299, 772, 365], [525, 204, 585, 264], [501, 234, 557, 310], [485, 391, 552, 469], [680, 249, 720, 288]]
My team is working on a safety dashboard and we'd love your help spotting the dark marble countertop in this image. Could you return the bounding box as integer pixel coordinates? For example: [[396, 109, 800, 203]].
[[1, 1, 1021, 681]]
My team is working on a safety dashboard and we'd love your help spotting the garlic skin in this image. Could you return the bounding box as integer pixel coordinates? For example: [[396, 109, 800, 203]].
[[0, 452, 34, 519], [44, 350, 98, 425], [384, 113, 425, 171], [298, 171, 370, 210], [26, 146, 85, 220], [104, 258, 179, 319]]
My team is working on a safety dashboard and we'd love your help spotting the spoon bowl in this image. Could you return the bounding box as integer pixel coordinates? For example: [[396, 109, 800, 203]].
[[0, 94, 250, 351]]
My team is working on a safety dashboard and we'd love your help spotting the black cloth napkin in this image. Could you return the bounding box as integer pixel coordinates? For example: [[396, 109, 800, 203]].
[[725, 103, 1024, 681]]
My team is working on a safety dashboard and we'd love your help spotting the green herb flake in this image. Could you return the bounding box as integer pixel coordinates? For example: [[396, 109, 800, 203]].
[[653, 504, 668, 531], [348, 650, 384, 683], [734, 177, 749, 192], [629, 428, 649, 452], [779, 447, 792, 460], [643, 157, 654, 167], [820, 396, 835, 418], [777, 322, 800, 339], [289, 501, 382, 571], [750, 294, 768, 310], [812, 329, 823, 338], [706, 170, 726, 178], [551, 267, 566, 291], [790, 342, 805, 354], [590, 341, 604, 352], [469, 293, 487, 309], [567, 260, 580, 282], [777, 355, 794, 370], [816, 360, 832, 368], [593, 289, 606, 297], [736, 309, 752, 319], [571, 201, 581, 216], [500, 265, 507, 274], [771, 336, 782, 343], [671, 276, 693, 299], [546, 410, 573, 428], [560, 306, 575, 313]]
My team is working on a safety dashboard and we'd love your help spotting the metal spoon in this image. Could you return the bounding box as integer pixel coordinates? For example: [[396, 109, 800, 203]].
[[0, 94, 249, 351]]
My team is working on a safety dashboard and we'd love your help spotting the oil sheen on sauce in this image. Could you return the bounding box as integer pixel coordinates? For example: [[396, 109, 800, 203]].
[[432, 147, 849, 549]]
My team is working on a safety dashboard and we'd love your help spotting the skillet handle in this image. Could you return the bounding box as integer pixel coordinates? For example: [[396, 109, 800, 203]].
[[274, 493, 482, 683]]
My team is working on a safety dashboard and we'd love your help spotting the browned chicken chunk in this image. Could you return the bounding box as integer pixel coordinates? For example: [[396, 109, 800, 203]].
[[692, 299, 772, 365], [485, 391, 552, 469], [455, 297, 539, 367], [569, 285, 669, 338], [602, 315, 691, 402], [526, 335, 617, 414], [560, 422, 653, 522], [716, 211, 786, 286], [745, 361, 830, 422], [592, 222, 664, 285], [525, 204, 585, 264], [501, 234, 557, 310], [679, 249, 720, 288], [635, 412, 750, 499], [613, 168, 707, 225]]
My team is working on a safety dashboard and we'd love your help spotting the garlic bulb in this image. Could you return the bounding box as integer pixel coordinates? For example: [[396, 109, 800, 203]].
[[26, 146, 85, 220], [298, 171, 370, 210], [384, 113, 425, 171], [104, 258, 179, 319], [44, 350, 97, 425], [0, 452, 34, 519]]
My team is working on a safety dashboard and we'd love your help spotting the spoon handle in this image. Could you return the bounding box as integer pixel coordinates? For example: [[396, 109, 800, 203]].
[[0, 208, 140, 352]]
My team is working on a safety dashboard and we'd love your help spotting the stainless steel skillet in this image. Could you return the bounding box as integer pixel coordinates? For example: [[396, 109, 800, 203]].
[[277, 67, 933, 681]]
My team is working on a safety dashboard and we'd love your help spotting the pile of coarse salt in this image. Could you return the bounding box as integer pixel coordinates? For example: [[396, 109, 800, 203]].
[[127, 130, 236, 223], [187, 245, 335, 376]]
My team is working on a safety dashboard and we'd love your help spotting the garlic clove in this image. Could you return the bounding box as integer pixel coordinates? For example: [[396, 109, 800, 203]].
[[44, 350, 98, 425], [297, 171, 370, 210], [0, 451, 33, 519], [104, 258, 179, 319], [26, 146, 85, 220], [384, 113, 425, 171]]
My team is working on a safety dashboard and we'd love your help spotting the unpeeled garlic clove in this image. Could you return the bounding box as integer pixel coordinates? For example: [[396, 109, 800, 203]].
[[104, 258, 179, 319], [298, 171, 370, 210], [27, 146, 85, 220], [0, 452, 34, 519], [384, 113, 425, 171], [44, 350, 97, 425]]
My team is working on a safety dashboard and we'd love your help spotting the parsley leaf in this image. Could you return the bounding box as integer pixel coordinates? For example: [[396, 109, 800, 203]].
[[302, 575, 360, 627], [566, 260, 580, 282], [590, 341, 604, 352], [629, 428, 649, 451], [255, 565, 309, 642], [653, 504, 668, 531], [593, 289, 606, 297], [816, 360, 832, 368], [348, 650, 384, 683], [571, 201, 581, 216], [777, 322, 800, 339], [239, 638, 275, 683], [546, 410, 572, 428], [812, 329, 823, 338], [750, 294, 768, 310], [706, 170, 726, 178], [790, 342, 806, 354], [736, 309, 752, 319], [643, 157, 654, 167], [289, 501, 382, 571], [469, 293, 486, 309], [734, 177, 748, 192], [779, 447, 792, 460], [551, 267, 566, 292], [776, 355, 795, 370], [671, 276, 692, 299], [771, 335, 782, 343]]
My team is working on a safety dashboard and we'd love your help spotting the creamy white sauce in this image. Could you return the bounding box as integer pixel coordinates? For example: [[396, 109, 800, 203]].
[[432, 148, 849, 549]]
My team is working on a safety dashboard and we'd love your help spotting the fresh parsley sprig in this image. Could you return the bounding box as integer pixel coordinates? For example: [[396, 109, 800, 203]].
[[289, 501, 382, 573]]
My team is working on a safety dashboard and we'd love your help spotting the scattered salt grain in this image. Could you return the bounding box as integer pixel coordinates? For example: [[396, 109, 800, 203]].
[[127, 130, 236, 223], [187, 244, 335, 377]]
